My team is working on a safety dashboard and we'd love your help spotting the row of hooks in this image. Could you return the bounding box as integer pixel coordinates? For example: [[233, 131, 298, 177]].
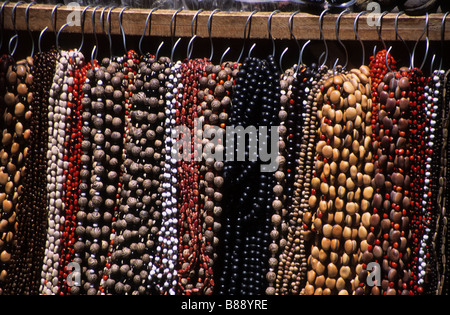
[[0, 2, 448, 72]]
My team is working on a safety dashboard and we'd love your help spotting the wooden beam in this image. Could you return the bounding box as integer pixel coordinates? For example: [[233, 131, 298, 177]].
[[1, 2, 448, 41]]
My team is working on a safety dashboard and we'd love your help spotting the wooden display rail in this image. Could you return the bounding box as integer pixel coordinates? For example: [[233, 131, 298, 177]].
[[1, 2, 449, 41]]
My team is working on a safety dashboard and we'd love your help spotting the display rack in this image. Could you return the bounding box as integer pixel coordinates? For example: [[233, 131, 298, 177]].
[[1, 2, 449, 42]]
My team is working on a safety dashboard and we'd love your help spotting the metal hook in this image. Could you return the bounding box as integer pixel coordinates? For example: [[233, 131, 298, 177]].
[[0, 1, 11, 52], [237, 10, 258, 64], [440, 12, 449, 71], [9, 1, 25, 57], [107, 6, 118, 60], [25, 2, 36, 57], [139, 7, 159, 56], [100, 6, 110, 34], [79, 5, 93, 52], [220, 47, 231, 65], [170, 8, 182, 53], [208, 9, 220, 61], [51, 3, 62, 38], [395, 11, 411, 65], [336, 8, 350, 69], [170, 38, 181, 66], [56, 22, 70, 55], [155, 41, 164, 61], [385, 46, 393, 73], [430, 54, 436, 73], [411, 13, 429, 69], [279, 47, 288, 74], [91, 5, 102, 61], [354, 11, 367, 66], [288, 10, 302, 68], [38, 26, 47, 54], [267, 10, 280, 57], [300, 40, 311, 67], [187, 9, 204, 60], [376, 11, 388, 50], [318, 8, 330, 68], [333, 58, 340, 76], [248, 43, 256, 58], [119, 7, 129, 54]]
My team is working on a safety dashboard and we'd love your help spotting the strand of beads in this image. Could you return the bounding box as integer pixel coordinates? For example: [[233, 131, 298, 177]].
[[152, 59, 181, 295], [106, 51, 143, 295], [275, 64, 318, 295], [305, 65, 373, 296], [270, 67, 293, 295], [10, 50, 56, 295], [220, 56, 280, 295], [407, 68, 429, 295], [359, 51, 397, 295], [176, 58, 209, 295], [73, 61, 97, 295], [40, 50, 73, 295], [370, 69, 413, 295], [436, 69, 448, 295], [197, 62, 237, 295], [1, 56, 34, 295], [423, 69, 444, 295], [58, 51, 86, 295], [0, 54, 20, 293], [109, 52, 168, 295], [443, 70, 450, 295], [90, 57, 126, 295]]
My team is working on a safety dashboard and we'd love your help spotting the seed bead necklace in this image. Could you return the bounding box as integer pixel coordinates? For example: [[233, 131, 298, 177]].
[[2, 55, 35, 294]]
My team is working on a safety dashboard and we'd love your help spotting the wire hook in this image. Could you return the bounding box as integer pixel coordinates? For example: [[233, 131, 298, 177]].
[[119, 7, 129, 54], [411, 13, 429, 70], [0, 1, 11, 52], [25, 2, 36, 57], [208, 9, 220, 61], [395, 11, 411, 65], [220, 46, 231, 65], [56, 22, 70, 56], [376, 11, 388, 51], [139, 7, 159, 56], [107, 6, 118, 60], [237, 10, 258, 64], [9, 1, 26, 57], [279, 47, 288, 74], [318, 8, 330, 68], [267, 10, 280, 57], [187, 9, 204, 60], [354, 11, 367, 66], [336, 8, 350, 69], [440, 12, 449, 71], [91, 5, 102, 61], [79, 5, 93, 52]]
